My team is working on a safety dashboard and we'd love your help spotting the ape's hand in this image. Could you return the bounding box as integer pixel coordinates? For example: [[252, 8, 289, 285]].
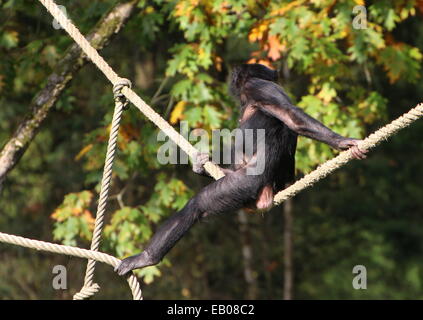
[[336, 138, 367, 160], [192, 152, 210, 175]]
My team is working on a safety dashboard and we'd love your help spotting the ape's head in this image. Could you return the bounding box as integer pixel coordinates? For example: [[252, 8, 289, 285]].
[[230, 63, 278, 98]]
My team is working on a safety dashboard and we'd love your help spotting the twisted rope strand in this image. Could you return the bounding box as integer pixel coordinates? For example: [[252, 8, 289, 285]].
[[0, 232, 142, 300], [38, 0, 225, 180], [0, 0, 418, 301], [37, 0, 423, 196], [274, 103, 423, 205], [73, 79, 135, 300]]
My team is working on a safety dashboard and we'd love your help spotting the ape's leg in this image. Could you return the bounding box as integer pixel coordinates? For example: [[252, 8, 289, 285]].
[[193, 152, 273, 210], [115, 169, 260, 275], [115, 198, 203, 275]]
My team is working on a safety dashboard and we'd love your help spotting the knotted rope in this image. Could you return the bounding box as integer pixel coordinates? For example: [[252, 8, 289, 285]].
[[73, 79, 139, 300], [37, 0, 423, 204], [38, 0, 225, 181], [0, 0, 421, 301], [0, 231, 142, 299]]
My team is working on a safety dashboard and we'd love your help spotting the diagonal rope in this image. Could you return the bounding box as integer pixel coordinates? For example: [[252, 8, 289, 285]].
[[0, 0, 418, 300], [0, 232, 142, 300], [274, 103, 423, 204], [73, 79, 134, 300], [37, 0, 423, 207], [2, 102, 419, 299]]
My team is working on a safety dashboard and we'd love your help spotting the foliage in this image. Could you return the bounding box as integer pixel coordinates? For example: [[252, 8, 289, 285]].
[[0, 0, 422, 298], [51, 191, 95, 246]]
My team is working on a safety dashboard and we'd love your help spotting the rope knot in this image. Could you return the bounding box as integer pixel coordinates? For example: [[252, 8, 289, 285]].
[[113, 78, 132, 110], [73, 283, 100, 300]]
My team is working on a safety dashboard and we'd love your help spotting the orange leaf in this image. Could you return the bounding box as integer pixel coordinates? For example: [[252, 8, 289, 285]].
[[120, 123, 140, 142], [270, 0, 304, 16], [174, 2, 187, 17], [214, 55, 223, 72], [267, 35, 285, 61], [72, 207, 82, 216], [83, 210, 95, 229], [170, 101, 187, 124], [248, 21, 269, 42], [418, 0, 423, 14], [257, 60, 274, 68], [247, 59, 274, 69], [75, 144, 93, 161]]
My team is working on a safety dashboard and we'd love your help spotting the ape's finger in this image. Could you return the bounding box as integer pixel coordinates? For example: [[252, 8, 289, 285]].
[[350, 147, 360, 159], [200, 153, 209, 162], [351, 146, 367, 160], [356, 146, 368, 159], [195, 152, 209, 164]]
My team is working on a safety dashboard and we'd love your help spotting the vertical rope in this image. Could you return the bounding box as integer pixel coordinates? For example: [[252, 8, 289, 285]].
[[73, 79, 136, 300], [0, 232, 142, 300]]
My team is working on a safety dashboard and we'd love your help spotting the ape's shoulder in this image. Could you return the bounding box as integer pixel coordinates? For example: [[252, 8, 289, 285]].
[[244, 78, 292, 107]]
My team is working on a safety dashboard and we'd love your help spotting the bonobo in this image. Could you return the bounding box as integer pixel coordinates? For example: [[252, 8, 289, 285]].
[[115, 63, 367, 275]]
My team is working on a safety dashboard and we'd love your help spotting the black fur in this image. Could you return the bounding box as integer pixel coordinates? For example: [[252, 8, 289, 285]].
[[115, 63, 360, 275]]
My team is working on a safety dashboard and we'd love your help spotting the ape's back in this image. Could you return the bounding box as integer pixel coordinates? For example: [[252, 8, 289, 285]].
[[237, 106, 297, 193]]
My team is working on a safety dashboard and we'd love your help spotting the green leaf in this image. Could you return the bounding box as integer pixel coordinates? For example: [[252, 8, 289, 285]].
[[184, 107, 203, 127], [137, 265, 162, 284], [0, 30, 19, 49], [203, 105, 222, 129]]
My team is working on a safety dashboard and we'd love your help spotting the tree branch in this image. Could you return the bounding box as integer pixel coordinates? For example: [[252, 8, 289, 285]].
[[0, 0, 138, 191]]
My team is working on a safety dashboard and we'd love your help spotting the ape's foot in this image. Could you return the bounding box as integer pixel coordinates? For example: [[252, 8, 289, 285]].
[[255, 184, 274, 211], [114, 251, 156, 276]]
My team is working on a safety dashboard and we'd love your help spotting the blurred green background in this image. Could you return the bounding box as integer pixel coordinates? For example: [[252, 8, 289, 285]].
[[0, 0, 422, 299]]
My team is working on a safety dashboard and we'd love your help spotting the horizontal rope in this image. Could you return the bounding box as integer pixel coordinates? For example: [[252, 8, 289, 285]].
[[73, 80, 132, 300], [13, 0, 419, 301], [38, 0, 423, 204], [0, 232, 142, 300]]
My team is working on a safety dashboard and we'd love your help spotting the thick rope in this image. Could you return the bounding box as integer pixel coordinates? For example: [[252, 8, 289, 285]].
[[0, 0, 414, 300], [73, 79, 133, 300], [274, 103, 423, 205], [38, 0, 225, 181], [0, 232, 142, 300], [37, 0, 423, 201]]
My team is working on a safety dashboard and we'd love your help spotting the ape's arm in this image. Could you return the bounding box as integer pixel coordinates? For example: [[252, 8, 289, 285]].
[[260, 102, 345, 149], [247, 78, 365, 157]]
